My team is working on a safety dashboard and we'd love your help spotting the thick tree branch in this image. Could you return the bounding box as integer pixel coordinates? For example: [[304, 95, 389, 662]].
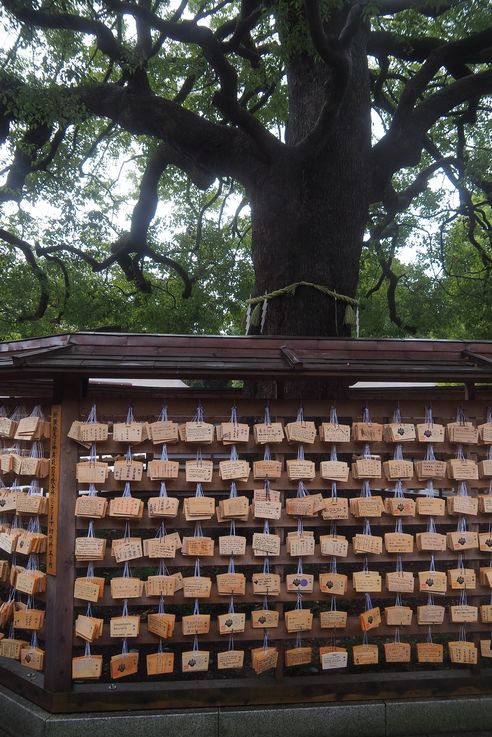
[[0, 229, 50, 320], [377, 0, 460, 16]]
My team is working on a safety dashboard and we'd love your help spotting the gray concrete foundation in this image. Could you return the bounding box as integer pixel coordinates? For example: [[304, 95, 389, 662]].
[[2, 685, 492, 737]]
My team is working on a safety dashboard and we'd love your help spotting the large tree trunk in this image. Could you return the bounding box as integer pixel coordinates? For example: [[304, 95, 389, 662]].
[[248, 23, 371, 338]]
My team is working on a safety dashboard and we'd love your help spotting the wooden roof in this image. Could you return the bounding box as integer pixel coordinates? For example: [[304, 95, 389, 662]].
[[0, 332, 491, 383]]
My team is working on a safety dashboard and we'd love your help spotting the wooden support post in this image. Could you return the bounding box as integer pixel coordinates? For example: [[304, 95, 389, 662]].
[[44, 375, 81, 693]]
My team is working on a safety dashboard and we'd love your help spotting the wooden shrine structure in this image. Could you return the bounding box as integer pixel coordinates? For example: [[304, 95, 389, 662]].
[[1, 333, 492, 712]]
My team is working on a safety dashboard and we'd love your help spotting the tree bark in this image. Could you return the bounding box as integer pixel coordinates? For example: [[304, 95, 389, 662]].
[[248, 27, 371, 338]]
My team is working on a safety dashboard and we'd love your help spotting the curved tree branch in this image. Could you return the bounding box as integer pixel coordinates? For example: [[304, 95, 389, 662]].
[[0, 229, 50, 320]]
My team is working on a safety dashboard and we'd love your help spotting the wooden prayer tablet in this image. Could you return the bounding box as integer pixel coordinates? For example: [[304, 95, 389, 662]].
[[384, 532, 414, 554], [286, 531, 315, 557], [386, 571, 415, 593], [352, 422, 383, 442], [19, 456, 50, 478], [384, 642, 411, 663], [353, 570, 382, 593], [182, 576, 212, 598], [147, 420, 179, 444], [74, 495, 107, 519], [0, 417, 17, 438], [479, 532, 492, 551], [450, 605, 478, 623], [217, 612, 246, 634], [14, 569, 47, 595], [353, 644, 378, 665], [253, 499, 282, 520], [285, 496, 316, 517], [184, 421, 215, 444], [447, 494, 478, 516], [447, 530, 479, 552], [320, 610, 348, 629], [320, 422, 350, 443], [74, 614, 103, 643], [385, 605, 413, 626], [217, 650, 245, 670], [216, 572, 246, 595], [352, 533, 383, 555], [110, 577, 144, 599], [385, 497, 416, 517], [284, 608, 313, 633], [350, 496, 384, 517], [0, 530, 21, 555], [416, 642, 443, 663], [383, 460, 414, 480], [320, 647, 348, 670], [13, 531, 47, 556], [146, 652, 174, 676], [251, 646, 278, 674], [285, 646, 313, 668], [479, 422, 492, 444], [285, 420, 316, 444], [448, 641, 477, 665], [286, 459, 315, 480], [351, 458, 382, 480], [478, 460, 492, 478], [181, 614, 211, 635], [319, 572, 347, 596], [319, 534, 348, 557], [113, 459, 144, 482], [0, 489, 18, 512], [147, 613, 176, 639], [0, 638, 28, 660], [184, 496, 215, 520], [480, 604, 492, 623], [416, 532, 447, 552], [320, 460, 349, 482], [111, 537, 143, 563], [110, 615, 140, 638], [446, 422, 478, 444], [286, 573, 314, 593], [414, 460, 447, 481], [448, 568, 476, 590], [74, 536, 106, 562], [74, 576, 105, 603], [143, 537, 177, 559], [185, 459, 213, 483], [219, 535, 247, 556], [220, 496, 249, 519], [384, 423, 416, 443], [219, 422, 250, 444], [15, 494, 48, 516], [0, 560, 10, 582], [479, 567, 492, 587], [110, 652, 139, 680], [112, 421, 148, 444], [253, 487, 281, 502], [182, 650, 210, 673], [147, 459, 180, 480], [251, 572, 281, 595], [447, 459, 479, 481], [69, 421, 109, 445], [76, 460, 109, 484], [418, 570, 447, 595], [219, 459, 251, 482], [147, 496, 179, 518], [72, 655, 103, 680], [253, 460, 282, 479], [109, 496, 144, 519], [417, 604, 445, 625], [479, 494, 492, 513], [322, 497, 349, 520], [416, 422, 445, 443], [20, 646, 44, 671], [481, 640, 492, 658], [15, 416, 50, 441], [145, 575, 177, 597], [359, 607, 381, 632], [253, 422, 284, 444], [13, 608, 45, 631], [251, 609, 279, 628], [252, 532, 281, 556], [182, 536, 214, 557], [416, 497, 445, 516]]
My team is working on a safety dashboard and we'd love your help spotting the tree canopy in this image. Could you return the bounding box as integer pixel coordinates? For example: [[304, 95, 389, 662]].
[[0, 0, 491, 339]]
